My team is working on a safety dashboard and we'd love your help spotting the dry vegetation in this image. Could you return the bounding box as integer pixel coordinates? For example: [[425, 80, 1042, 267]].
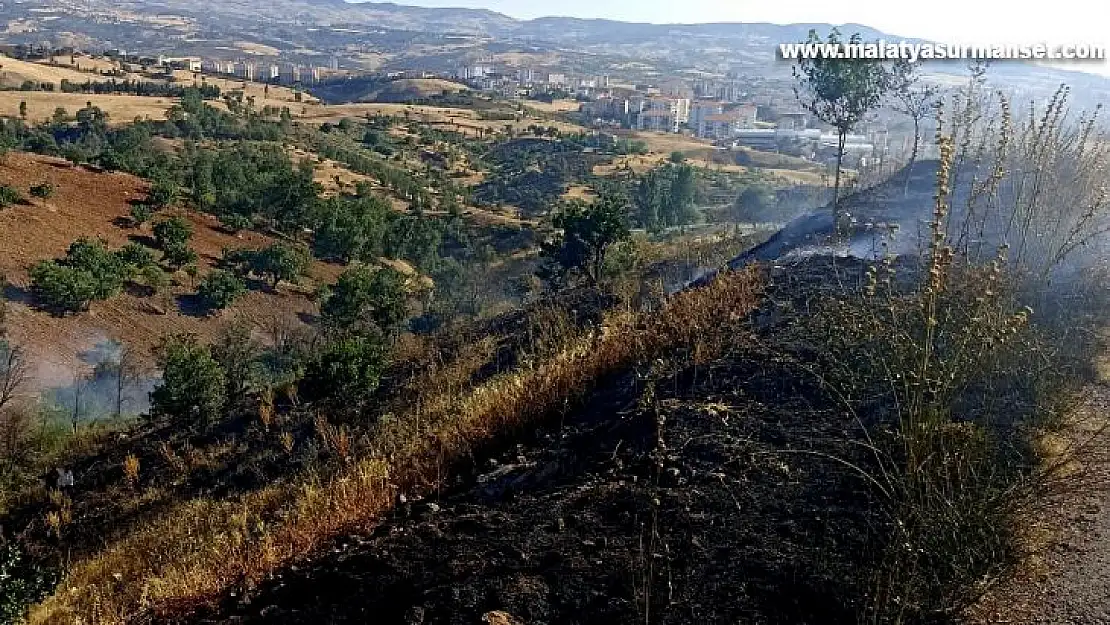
[[5, 55, 1110, 625], [27, 267, 765, 624]]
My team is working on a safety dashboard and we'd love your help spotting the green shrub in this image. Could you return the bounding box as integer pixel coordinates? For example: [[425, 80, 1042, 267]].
[[150, 335, 227, 428], [300, 334, 386, 405], [162, 243, 198, 269], [146, 178, 178, 209], [29, 261, 98, 313], [0, 184, 23, 208], [218, 213, 252, 233], [321, 265, 408, 335], [29, 238, 135, 312], [137, 264, 170, 292], [197, 270, 247, 311], [64, 238, 128, 299], [0, 543, 58, 625], [248, 242, 310, 288], [153, 216, 193, 251], [29, 181, 55, 199], [116, 242, 157, 270], [130, 203, 153, 227]]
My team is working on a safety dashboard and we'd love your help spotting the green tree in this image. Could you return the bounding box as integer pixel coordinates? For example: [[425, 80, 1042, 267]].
[[665, 163, 698, 226], [150, 335, 227, 427], [153, 216, 193, 250], [197, 269, 247, 312], [300, 334, 387, 405], [130, 203, 153, 227], [635, 170, 666, 232], [218, 213, 252, 234], [321, 265, 408, 335], [29, 261, 98, 313], [116, 241, 157, 270], [64, 237, 128, 299], [163, 243, 198, 269], [312, 195, 391, 262], [542, 194, 631, 285], [250, 242, 310, 289], [211, 321, 262, 410], [792, 28, 892, 213], [146, 177, 179, 209]]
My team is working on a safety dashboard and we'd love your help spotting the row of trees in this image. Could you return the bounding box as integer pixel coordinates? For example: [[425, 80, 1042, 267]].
[[58, 79, 222, 99]]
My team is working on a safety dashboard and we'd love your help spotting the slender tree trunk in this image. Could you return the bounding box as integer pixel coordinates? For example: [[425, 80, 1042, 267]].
[[72, 378, 81, 434], [833, 129, 846, 224], [116, 363, 124, 418], [904, 116, 921, 197]]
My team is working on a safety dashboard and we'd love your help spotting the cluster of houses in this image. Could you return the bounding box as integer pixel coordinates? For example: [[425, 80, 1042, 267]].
[[581, 92, 760, 139], [578, 82, 880, 163]]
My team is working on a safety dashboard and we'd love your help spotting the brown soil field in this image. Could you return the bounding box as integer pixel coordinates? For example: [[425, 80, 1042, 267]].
[[0, 152, 339, 390]]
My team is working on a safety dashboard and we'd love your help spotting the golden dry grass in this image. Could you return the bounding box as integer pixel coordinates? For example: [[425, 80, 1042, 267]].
[[0, 54, 143, 88], [517, 99, 581, 114], [0, 91, 176, 124], [28, 267, 765, 624]]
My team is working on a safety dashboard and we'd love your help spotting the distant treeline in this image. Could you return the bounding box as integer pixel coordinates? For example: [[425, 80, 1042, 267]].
[[2, 79, 220, 99], [59, 79, 221, 99]]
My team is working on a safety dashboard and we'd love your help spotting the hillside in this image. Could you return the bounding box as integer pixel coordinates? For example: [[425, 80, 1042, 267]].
[[0, 54, 144, 89], [0, 152, 335, 390]]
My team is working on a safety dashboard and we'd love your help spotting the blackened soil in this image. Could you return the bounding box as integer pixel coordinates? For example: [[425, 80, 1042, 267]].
[[201, 341, 889, 625]]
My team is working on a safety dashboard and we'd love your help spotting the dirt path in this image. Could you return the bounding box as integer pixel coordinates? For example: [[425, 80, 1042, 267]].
[[969, 385, 1110, 625]]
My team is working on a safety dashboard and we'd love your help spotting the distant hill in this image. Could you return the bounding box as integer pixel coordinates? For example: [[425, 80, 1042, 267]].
[[7, 0, 1110, 105]]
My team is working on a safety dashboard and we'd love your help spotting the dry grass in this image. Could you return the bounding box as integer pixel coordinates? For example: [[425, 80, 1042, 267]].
[[28, 268, 764, 624], [0, 92, 176, 124], [516, 99, 581, 114], [0, 55, 143, 89]]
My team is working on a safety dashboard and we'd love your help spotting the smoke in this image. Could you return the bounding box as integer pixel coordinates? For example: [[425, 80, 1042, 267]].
[[40, 339, 159, 423]]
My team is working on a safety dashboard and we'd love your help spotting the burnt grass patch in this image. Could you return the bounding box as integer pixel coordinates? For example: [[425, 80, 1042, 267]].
[[199, 284, 891, 624]]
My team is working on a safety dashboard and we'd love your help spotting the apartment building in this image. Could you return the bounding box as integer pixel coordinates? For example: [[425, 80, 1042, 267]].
[[695, 104, 759, 139], [637, 109, 679, 133], [688, 100, 725, 133]]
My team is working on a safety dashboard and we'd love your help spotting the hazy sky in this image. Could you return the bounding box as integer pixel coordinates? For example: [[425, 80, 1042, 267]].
[[371, 0, 1110, 75]]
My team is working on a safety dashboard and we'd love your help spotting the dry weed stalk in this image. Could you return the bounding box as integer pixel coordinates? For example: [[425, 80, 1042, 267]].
[[122, 454, 140, 489], [804, 108, 1099, 621]]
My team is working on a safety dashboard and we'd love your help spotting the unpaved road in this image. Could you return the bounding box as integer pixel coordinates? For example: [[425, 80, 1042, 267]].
[[969, 385, 1110, 624]]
